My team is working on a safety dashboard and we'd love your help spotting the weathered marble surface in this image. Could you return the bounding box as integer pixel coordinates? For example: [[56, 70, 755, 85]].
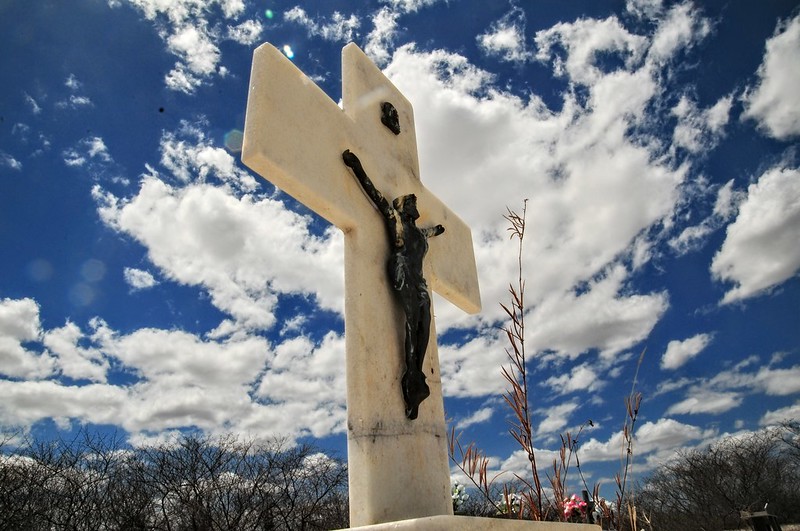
[[242, 43, 481, 526]]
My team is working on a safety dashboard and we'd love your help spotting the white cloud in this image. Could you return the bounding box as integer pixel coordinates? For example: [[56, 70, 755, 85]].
[[0, 298, 54, 379], [661, 333, 712, 370], [380, 4, 716, 388], [754, 366, 800, 396], [647, 1, 710, 63], [1, 151, 22, 171], [56, 94, 94, 109], [24, 92, 42, 114], [0, 380, 129, 430], [362, 0, 443, 64], [455, 406, 494, 430], [158, 124, 258, 190], [526, 266, 668, 360], [711, 165, 800, 304], [536, 402, 579, 434], [670, 179, 745, 254], [62, 136, 115, 171], [168, 25, 219, 75], [534, 16, 647, 85], [284, 7, 360, 42], [661, 354, 800, 419], [671, 94, 733, 153], [86, 137, 111, 162], [635, 418, 716, 464], [440, 332, 508, 398], [43, 322, 108, 382], [124, 267, 159, 290], [65, 73, 82, 90], [63, 151, 86, 167], [478, 6, 530, 63], [164, 63, 202, 93], [626, 0, 663, 20], [743, 14, 800, 139], [226, 19, 262, 45], [384, 0, 440, 12], [96, 178, 344, 331], [92, 125, 344, 333], [576, 417, 714, 469], [0, 306, 345, 441], [364, 7, 399, 65], [111, 0, 256, 92], [666, 390, 742, 415], [760, 403, 800, 426], [545, 365, 602, 395]]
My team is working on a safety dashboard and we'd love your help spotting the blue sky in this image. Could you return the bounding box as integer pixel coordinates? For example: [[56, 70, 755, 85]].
[[1, 0, 799, 496]]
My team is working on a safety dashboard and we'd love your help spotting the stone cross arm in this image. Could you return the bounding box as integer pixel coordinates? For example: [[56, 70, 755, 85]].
[[241, 43, 480, 315]]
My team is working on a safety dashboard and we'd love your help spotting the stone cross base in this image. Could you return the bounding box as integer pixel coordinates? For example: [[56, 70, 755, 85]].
[[342, 516, 600, 530]]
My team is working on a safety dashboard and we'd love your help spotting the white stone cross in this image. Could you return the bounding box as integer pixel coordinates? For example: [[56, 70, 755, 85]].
[[242, 43, 481, 527]]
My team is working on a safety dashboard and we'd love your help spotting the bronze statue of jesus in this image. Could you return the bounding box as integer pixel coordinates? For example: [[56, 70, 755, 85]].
[[343, 149, 444, 420]]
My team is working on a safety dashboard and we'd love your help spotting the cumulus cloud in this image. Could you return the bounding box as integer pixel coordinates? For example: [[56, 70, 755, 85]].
[[666, 390, 742, 415], [0, 298, 54, 380], [539, 417, 714, 472], [169, 25, 219, 74], [95, 178, 342, 331], [711, 165, 800, 304], [743, 14, 800, 139], [670, 179, 745, 254], [661, 333, 713, 370], [110, 0, 258, 93], [760, 403, 800, 426], [647, 1, 710, 63], [378, 5, 717, 397], [24, 92, 42, 114], [0, 151, 22, 171], [124, 267, 159, 290], [671, 94, 733, 154], [226, 19, 262, 45], [626, 0, 664, 20], [545, 365, 602, 395], [364, 7, 400, 65], [363, 0, 443, 64], [661, 354, 800, 419], [478, 6, 530, 63], [65, 73, 82, 91], [61, 137, 119, 180], [455, 406, 494, 430], [536, 402, 579, 434], [534, 16, 647, 85], [284, 7, 360, 42], [158, 122, 258, 190], [0, 302, 346, 441], [43, 322, 108, 382], [92, 123, 343, 333], [384, 0, 440, 12]]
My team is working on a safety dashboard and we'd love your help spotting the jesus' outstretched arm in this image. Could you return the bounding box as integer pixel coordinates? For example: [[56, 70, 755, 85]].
[[342, 149, 402, 247]]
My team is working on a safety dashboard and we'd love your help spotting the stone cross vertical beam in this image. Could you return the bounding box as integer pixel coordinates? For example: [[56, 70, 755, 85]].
[[242, 43, 481, 527]]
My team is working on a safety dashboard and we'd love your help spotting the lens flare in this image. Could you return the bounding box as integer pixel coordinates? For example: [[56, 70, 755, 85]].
[[224, 129, 244, 153], [81, 258, 106, 282], [27, 259, 54, 282], [282, 44, 295, 59], [265, 9, 274, 19]]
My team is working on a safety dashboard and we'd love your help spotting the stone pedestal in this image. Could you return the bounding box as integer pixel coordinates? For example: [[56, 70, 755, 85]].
[[342, 515, 599, 530]]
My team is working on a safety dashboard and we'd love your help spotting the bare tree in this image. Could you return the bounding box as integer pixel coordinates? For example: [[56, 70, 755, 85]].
[[636, 424, 800, 530], [0, 429, 348, 530]]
